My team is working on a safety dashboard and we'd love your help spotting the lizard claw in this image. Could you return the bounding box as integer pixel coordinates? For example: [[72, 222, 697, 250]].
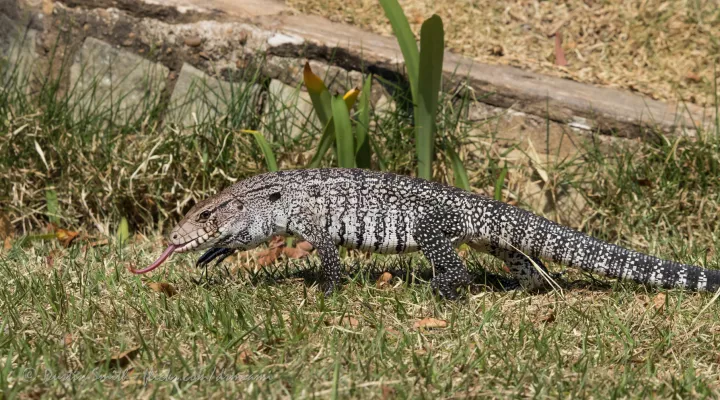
[[196, 248, 236, 268]]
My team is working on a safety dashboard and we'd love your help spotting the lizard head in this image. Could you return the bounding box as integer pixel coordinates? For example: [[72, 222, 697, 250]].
[[130, 179, 283, 274]]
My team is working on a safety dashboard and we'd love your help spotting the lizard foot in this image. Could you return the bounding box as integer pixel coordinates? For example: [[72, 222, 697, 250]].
[[431, 271, 471, 300], [322, 280, 341, 297], [472, 273, 522, 291]]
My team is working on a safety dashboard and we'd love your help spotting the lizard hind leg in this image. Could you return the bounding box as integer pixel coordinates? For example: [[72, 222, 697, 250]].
[[468, 242, 552, 291], [413, 212, 472, 300]]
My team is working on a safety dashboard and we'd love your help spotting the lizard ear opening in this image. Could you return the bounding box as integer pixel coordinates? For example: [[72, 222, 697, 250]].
[[269, 192, 281, 202]]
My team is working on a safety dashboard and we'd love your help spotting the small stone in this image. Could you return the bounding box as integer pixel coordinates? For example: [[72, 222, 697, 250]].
[[122, 39, 133, 46], [198, 51, 210, 60], [184, 36, 202, 47]]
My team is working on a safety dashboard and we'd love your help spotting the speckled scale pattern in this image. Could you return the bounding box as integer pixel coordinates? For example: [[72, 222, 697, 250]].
[[177, 168, 720, 298]]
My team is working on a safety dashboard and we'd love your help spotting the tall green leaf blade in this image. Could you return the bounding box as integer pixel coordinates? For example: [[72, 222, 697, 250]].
[[308, 119, 336, 168], [446, 146, 470, 190], [331, 96, 355, 168], [379, 0, 420, 99], [45, 188, 59, 224], [494, 163, 508, 201], [355, 75, 373, 169], [309, 89, 360, 168], [240, 130, 278, 172], [415, 15, 444, 180], [303, 62, 332, 127]]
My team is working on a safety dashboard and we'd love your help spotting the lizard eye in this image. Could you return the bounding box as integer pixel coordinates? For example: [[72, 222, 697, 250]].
[[197, 210, 212, 222]]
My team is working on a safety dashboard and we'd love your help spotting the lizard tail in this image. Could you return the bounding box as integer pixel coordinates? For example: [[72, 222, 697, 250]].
[[495, 203, 720, 292]]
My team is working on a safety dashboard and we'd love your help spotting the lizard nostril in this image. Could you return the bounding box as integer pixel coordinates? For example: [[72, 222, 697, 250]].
[[171, 233, 178, 240]]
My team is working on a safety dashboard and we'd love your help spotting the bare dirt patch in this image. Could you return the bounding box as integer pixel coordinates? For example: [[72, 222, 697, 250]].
[[286, 0, 720, 107]]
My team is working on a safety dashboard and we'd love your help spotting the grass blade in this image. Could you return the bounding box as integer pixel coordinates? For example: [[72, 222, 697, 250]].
[[303, 62, 332, 127], [494, 163, 508, 201], [240, 130, 278, 172], [331, 96, 355, 168], [45, 188, 59, 225], [355, 75, 373, 169], [446, 146, 470, 190], [379, 0, 419, 99], [415, 15, 444, 180]]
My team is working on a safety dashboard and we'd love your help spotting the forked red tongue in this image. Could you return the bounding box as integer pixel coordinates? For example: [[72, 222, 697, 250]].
[[129, 245, 176, 274]]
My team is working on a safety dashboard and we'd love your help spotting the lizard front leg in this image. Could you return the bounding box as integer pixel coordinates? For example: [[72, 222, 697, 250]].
[[413, 211, 471, 300], [288, 215, 343, 296]]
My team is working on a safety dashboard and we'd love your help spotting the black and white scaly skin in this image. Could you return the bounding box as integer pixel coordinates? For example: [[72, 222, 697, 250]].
[[168, 168, 720, 299]]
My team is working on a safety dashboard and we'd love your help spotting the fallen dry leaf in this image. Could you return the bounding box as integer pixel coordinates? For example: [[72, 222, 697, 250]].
[[147, 282, 178, 297], [296, 241, 313, 251], [269, 235, 286, 248], [3, 237, 12, 251], [89, 239, 109, 248], [413, 318, 447, 329], [381, 384, 396, 400], [257, 246, 283, 266], [0, 212, 12, 240], [63, 333, 75, 346], [540, 309, 556, 324], [97, 346, 141, 369], [554, 31, 567, 66], [55, 229, 80, 247], [236, 345, 253, 365], [653, 293, 667, 313], [385, 327, 400, 337], [283, 246, 309, 259], [686, 73, 702, 83], [335, 316, 360, 329], [376, 272, 393, 289]]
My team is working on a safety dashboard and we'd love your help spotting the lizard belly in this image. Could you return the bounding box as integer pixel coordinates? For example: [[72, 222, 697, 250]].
[[329, 210, 418, 254]]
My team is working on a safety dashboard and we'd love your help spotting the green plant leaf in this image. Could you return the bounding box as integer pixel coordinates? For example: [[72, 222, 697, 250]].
[[309, 88, 361, 168], [303, 62, 332, 127], [369, 136, 388, 171], [415, 15, 444, 180], [355, 75, 373, 169], [240, 130, 278, 172], [309, 120, 336, 168], [117, 217, 130, 246], [446, 146, 470, 191], [331, 96, 355, 168], [379, 0, 420, 100], [45, 188, 59, 224], [494, 163, 508, 201]]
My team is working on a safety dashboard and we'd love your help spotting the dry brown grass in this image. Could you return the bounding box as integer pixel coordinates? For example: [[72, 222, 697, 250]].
[[286, 0, 720, 107]]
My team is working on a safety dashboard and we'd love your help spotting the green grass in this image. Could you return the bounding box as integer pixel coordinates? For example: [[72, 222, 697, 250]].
[[3, 244, 720, 398], [3, 33, 720, 398]]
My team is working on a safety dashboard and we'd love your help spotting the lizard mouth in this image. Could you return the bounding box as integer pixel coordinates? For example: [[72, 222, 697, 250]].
[[173, 230, 221, 254], [129, 230, 220, 274]]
